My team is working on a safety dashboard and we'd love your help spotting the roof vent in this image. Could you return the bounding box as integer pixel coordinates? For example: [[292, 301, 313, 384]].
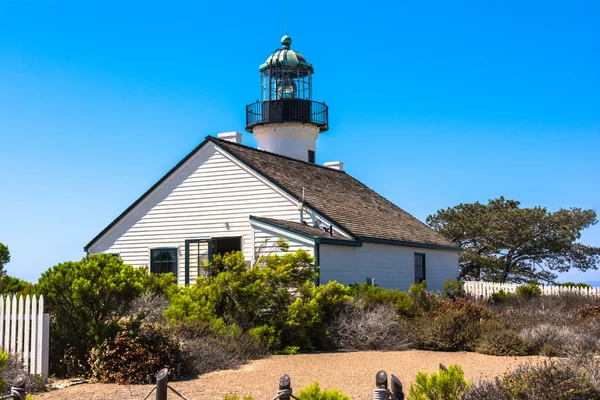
[[324, 161, 344, 171], [217, 132, 242, 144]]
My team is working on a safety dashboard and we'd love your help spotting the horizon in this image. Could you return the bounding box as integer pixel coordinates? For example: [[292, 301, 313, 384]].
[[1, 0, 599, 284]]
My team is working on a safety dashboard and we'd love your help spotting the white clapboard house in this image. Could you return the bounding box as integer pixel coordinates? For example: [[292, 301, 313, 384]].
[[85, 35, 461, 290]]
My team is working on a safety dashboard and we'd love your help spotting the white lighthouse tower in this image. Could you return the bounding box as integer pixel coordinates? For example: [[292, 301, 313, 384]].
[[245, 35, 328, 163]]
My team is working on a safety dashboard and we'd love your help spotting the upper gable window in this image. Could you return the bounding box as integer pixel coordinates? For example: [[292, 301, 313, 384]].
[[150, 248, 177, 275], [308, 150, 315, 163]]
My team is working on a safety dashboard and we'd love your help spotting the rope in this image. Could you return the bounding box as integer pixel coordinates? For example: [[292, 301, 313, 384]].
[[271, 388, 299, 400], [373, 388, 391, 400], [141, 385, 156, 400], [168, 384, 191, 400]]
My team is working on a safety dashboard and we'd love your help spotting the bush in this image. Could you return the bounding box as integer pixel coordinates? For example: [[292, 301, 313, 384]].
[[516, 283, 542, 299], [475, 322, 530, 356], [409, 281, 437, 315], [561, 282, 593, 290], [464, 361, 600, 400], [578, 304, 600, 320], [0, 275, 34, 295], [37, 254, 148, 376], [0, 353, 46, 395], [170, 320, 266, 376], [329, 300, 414, 350], [489, 289, 511, 303], [129, 293, 170, 324], [417, 299, 488, 351], [443, 279, 466, 299], [520, 323, 575, 356], [407, 364, 470, 400], [347, 283, 414, 317], [89, 317, 183, 384], [296, 381, 351, 400]]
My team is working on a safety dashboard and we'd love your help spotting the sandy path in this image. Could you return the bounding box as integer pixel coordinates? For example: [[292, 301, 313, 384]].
[[35, 351, 542, 400]]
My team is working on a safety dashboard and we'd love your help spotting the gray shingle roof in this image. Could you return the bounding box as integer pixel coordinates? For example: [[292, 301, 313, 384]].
[[214, 138, 460, 250], [250, 216, 356, 241]]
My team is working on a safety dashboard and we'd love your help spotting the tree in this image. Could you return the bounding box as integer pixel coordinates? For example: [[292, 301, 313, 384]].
[[426, 197, 600, 284], [0, 243, 9, 274], [37, 254, 147, 376]]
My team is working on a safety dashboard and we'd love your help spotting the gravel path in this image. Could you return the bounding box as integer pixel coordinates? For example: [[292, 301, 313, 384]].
[[35, 351, 542, 400]]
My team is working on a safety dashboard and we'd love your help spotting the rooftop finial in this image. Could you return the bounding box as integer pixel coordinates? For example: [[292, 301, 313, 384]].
[[281, 35, 292, 49]]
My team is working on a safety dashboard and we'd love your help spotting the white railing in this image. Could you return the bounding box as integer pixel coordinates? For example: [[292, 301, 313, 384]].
[[0, 295, 49, 376], [463, 281, 600, 299]]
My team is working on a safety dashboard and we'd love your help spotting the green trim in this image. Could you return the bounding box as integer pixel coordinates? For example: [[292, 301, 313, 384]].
[[315, 243, 320, 286], [316, 238, 362, 247], [358, 237, 461, 252], [184, 239, 212, 286]]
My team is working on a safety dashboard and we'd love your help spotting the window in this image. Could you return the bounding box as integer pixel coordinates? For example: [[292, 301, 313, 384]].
[[150, 248, 177, 275], [212, 237, 242, 257], [308, 150, 315, 163], [414, 253, 426, 284]]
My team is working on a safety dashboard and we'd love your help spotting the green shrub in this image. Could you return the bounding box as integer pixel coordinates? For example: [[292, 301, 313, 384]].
[[464, 361, 600, 400], [409, 281, 437, 315], [408, 364, 470, 400], [489, 289, 511, 303], [164, 250, 343, 352], [577, 304, 600, 320], [347, 283, 414, 316], [37, 254, 147, 376], [475, 322, 530, 356], [223, 395, 254, 400], [0, 350, 8, 393], [560, 282, 593, 290], [516, 283, 542, 299], [443, 279, 466, 299], [296, 381, 351, 400], [89, 317, 183, 384]]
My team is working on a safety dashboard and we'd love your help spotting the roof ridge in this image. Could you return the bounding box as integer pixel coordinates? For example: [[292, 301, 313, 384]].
[[208, 136, 347, 174]]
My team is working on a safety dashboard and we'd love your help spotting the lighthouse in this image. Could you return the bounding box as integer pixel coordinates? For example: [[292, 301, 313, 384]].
[[245, 35, 328, 163]]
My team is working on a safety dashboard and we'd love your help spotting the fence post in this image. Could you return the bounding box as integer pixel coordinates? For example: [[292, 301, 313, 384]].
[[374, 370, 388, 400], [156, 368, 168, 400], [279, 373, 291, 400]]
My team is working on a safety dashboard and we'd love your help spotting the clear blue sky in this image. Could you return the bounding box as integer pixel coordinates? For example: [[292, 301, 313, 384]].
[[1, 0, 599, 284]]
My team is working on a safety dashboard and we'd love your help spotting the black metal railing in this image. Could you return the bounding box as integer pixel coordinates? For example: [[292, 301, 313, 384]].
[[245, 99, 328, 132]]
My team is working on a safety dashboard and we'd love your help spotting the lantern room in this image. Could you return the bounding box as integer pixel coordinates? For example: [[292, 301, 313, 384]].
[[245, 35, 328, 162]]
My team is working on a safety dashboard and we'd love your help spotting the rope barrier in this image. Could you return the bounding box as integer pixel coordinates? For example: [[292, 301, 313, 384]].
[[270, 388, 299, 400], [373, 388, 391, 400], [167, 384, 191, 400], [141, 386, 156, 400]]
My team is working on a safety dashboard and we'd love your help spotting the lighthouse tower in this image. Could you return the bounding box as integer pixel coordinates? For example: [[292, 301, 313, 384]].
[[245, 35, 328, 163]]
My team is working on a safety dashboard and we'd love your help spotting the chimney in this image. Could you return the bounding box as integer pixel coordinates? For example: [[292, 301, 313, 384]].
[[324, 161, 344, 171], [217, 132, 242, 144]]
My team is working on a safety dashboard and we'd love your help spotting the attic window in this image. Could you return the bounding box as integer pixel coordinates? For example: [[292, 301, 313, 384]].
[[150, 248, 177, 275], [414, 253, 426, 284], [308, 150, 315, 163]]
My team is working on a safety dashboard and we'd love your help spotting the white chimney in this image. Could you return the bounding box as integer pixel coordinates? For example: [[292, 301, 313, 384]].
[[324, 161, 344, 171], [217, 132, 242, 144]]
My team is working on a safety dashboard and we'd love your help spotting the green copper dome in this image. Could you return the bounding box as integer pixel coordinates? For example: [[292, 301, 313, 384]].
[[259, 35, 313, 73]]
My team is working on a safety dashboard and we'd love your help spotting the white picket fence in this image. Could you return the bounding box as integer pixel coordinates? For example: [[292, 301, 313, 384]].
[[463, 281, 600, 299], [0, 295, 49, 376]]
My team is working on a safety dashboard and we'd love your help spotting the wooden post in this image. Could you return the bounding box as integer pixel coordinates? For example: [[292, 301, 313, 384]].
[[156, 368, 169, 400], [376, 370, 387, 389], [279, 373, 291, 400]]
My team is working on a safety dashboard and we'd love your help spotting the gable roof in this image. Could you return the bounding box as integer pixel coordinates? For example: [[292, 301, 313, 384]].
[[85, 136, 460, 252], [214, 138, 460, 250]]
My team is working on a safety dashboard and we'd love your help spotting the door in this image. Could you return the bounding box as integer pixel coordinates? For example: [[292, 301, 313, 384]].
[[184, 239, 211, 285]]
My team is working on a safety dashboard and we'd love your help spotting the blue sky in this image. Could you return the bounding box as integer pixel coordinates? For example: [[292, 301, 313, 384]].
[[0, 0, 598, 283]]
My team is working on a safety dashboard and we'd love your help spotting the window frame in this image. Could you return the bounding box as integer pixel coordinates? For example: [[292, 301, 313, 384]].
[[149, 247, 178, 276], [414, 252, 426, 284]]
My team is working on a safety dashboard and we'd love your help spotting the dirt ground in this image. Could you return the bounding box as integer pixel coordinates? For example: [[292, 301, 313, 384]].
[[35, 351, 542, 400]]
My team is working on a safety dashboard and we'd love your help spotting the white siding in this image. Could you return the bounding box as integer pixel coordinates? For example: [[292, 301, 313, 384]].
[[252, 223, 315, 259], [88, 143, 313, 285], [319, 243, 459, 291]]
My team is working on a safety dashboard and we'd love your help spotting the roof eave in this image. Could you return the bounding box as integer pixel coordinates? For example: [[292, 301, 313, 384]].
[[358, 236, 462, 252]]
